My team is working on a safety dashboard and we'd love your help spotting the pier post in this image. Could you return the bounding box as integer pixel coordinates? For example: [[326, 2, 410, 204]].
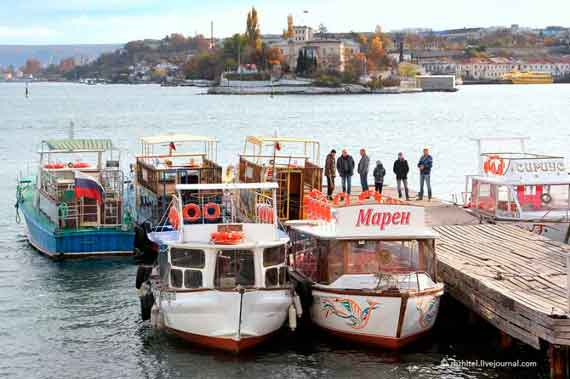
[[549, 344, 569, 379], [499, 331, 512, 350]]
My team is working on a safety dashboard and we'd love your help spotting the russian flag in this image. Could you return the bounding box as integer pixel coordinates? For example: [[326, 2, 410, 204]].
[[74, 171, 105, 203]]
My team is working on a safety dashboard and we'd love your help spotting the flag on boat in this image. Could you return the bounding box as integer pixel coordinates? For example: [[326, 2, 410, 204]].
[[274, 141, 281, 151], [169, 142, 176, 151], [74, 171, 105, 203]]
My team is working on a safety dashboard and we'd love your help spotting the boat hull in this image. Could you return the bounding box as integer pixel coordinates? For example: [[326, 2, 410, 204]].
[[158, 288, 292, 352], [22, 206, 134, 259], [311, 287, 443, 349]]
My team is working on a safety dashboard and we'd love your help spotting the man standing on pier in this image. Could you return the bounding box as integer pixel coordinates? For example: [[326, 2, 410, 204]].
[[337, 149, 355, 195], [325, 149, 336, 200], [393, 152, 410, 200], [417, 148, 433, 201], [357, 148, 370, 192]]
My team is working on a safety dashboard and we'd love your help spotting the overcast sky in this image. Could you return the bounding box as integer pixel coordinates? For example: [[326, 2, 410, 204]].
[[1, 0, 569, 45]]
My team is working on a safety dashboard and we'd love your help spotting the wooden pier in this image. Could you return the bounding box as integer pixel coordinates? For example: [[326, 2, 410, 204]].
[[432, 224, 570, 378]]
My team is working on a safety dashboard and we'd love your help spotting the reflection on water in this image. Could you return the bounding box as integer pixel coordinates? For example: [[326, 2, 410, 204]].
[[1, 83, 565, 378]]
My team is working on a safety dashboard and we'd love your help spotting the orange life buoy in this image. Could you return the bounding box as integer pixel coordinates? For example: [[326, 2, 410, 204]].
[[256, 204, 274, 223], [483, 155, 506, 176], [333, 192, 350, 206], [358, 190, 383, 202], [203, 202, 221, 221], [44, 163, 65, 169], [168, 206, 180, 230], [72, 162, 90, 168], [182, 203, 201, 222], [211, 231, 244, 245]]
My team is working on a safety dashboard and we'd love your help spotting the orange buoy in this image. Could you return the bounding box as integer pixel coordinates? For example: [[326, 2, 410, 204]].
[[168, 206, 180, 230], [333, 192, 350, 206], [211, 231, 244, 245], [203, 203, 221, 221], [182, 203, 201, 222]]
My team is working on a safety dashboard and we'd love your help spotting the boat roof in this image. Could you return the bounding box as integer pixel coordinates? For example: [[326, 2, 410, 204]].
[[287, 203, 438, 240], [141, 134, 218, 145], [473, 175, 570, 186], [44, 139, 113, 152], [245, 136, 319, 145], [176, 182, 278, 191]]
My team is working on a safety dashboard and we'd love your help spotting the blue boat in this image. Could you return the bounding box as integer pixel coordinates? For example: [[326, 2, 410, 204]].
[[16, 139, 135, 259]]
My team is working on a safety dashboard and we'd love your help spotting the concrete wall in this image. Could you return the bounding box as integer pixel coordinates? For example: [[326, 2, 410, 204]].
[[416, 75, 456, 91]]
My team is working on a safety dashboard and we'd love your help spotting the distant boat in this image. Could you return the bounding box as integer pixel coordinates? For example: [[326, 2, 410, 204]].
[[504, 70, 553, 84], [16, 138, 135, 258]]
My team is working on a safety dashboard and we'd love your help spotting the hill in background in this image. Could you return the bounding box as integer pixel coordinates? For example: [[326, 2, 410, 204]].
[[0, 44, 121, 67]]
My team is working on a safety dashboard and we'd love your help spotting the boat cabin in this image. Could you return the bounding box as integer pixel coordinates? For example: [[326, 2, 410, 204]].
[[238, 136, 322, 221], [287, 195, 443, 348], [35, 139, 128, 230], [134, 134, 222, 226], [465, 138, 570, 222]]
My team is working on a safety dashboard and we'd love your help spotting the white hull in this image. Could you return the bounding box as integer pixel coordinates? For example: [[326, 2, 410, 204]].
[[156, 289, 292, 351], [311, 289, 442, 348]]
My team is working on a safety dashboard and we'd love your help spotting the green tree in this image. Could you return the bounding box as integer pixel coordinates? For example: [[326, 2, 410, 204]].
[[245, 7, 261, 49]]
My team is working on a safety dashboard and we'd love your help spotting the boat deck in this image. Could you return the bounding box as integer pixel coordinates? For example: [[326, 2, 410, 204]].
[[433, 224, 570, 350]]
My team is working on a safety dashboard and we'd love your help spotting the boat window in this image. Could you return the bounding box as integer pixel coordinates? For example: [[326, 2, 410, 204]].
[[263, 246, 286, 267], [325, 240, 421, 284], [184, 270, 203, 289], [289, 229, 321, 282], [515, 184, 569, 213], [279, 267, 288, 286], [171, 268, 183, 288], [170, 248, 205, 268], [265, 267, 278, 287], [215, 250, 255, 288]]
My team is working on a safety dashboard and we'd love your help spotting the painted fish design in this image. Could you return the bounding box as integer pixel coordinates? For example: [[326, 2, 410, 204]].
[[416, 297, 438, 329], [321, 297, 380, 329]]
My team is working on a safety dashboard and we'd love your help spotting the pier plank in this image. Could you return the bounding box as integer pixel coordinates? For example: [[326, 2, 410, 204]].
[[434, 224, 570, 350]]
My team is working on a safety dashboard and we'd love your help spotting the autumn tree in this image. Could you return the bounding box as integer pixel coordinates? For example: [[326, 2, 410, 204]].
[[22, 59, 41, 76], [398, 63, 420, 78], [245, 7, 261, 50], [58, 57, 75, 73], [265, 47, 284, 66]]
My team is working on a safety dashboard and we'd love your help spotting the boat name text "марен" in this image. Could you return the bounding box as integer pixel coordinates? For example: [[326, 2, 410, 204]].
[[356, 209, 411, 230]]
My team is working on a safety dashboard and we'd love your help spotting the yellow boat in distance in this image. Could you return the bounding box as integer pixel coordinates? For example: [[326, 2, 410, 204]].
[[504, 70, 553, 84]]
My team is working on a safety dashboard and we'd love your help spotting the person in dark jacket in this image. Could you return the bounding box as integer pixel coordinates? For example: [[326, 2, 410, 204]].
[[357, 148, 370, 191], [393, 152, 410, 200], [417, 148, 433, 201], [324, 149, 336, 199], [336, 149, 355, 194], [373, 160, 386, 193]]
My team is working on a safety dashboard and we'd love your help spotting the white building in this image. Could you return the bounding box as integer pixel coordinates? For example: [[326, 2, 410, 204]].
[[270, 24, 360, 72]]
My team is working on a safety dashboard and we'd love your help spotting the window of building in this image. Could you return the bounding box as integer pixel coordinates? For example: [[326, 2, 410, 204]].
[[171, 268, 183, 288], [215, 250, 255, 288]]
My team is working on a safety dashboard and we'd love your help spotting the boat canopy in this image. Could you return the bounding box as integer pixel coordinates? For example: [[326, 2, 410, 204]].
[[287, 204, 438, 240], [141, 134, 218, 145], [245, 136, 320, 146], [43, 139, 113, 152]]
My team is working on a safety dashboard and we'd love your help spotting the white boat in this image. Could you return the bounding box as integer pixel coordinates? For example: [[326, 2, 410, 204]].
[[139, 182, 298, 352], [287, 191, 444, 349], [463, 137, 570, 240]]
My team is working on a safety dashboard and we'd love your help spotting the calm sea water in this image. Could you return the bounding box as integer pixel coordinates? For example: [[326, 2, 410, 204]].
[[2, 82, 569, 378]]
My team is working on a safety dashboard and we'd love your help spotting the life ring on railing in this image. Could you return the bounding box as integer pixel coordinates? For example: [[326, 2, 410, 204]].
[[182, 203, 201, 222], [541, 193, 553, 204], [203, 202, 221, 221], [211, 231, 244, 245], [333, 192, 350, 206], [168, 206, 180, 230], [67, 162, 74, 168]]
